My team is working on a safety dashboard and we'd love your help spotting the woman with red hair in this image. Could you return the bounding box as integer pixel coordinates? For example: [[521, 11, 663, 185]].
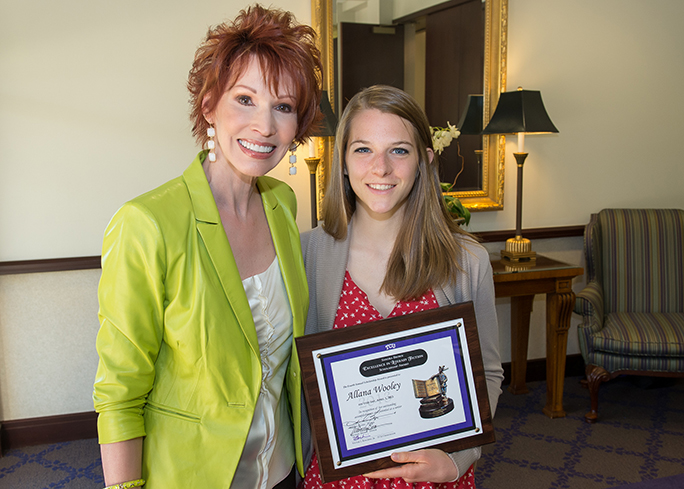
[[93, 5, 321, 488]]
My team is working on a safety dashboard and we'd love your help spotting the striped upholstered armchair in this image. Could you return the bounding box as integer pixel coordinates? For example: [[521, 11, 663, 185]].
[[574, 209, 684, 422]]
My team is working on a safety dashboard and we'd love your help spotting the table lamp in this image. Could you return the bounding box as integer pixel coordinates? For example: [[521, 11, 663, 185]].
[[305, 91, 338, 228], [482, 87, 558, 262], [457, 94, 483, 134], [456, 94, 484, 188]]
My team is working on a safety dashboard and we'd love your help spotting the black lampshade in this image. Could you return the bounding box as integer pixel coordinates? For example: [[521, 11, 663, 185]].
[[311, 91, 338, 137], [457, 94, 484, 135], [482, 89, 558, 135]]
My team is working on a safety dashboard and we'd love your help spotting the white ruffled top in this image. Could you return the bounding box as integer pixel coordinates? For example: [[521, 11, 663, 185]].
[[232, 257, 294, 489]]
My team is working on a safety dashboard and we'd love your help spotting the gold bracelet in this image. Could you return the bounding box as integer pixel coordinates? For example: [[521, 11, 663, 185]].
[[103, 479, 145, 489]]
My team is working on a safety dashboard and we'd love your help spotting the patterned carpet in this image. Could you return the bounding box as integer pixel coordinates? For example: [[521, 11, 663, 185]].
[[1, 376, 682, 488], [0, 438, 103, 488], [476, 376, 684, 489]]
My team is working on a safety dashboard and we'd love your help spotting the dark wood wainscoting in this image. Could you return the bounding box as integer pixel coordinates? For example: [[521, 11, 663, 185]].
[[1, 411, 98, 455], [0, 256, 101, 275], [0, 225, 584, 276]]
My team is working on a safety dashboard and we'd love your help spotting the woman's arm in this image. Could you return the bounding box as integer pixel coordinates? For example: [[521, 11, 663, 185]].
[[94, 202, 167, 480], [444, 243, 503, 478], [100, 438, 144, 486]]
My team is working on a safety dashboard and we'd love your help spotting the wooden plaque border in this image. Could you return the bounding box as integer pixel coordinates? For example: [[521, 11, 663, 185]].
[[295, 302, 495, 483]]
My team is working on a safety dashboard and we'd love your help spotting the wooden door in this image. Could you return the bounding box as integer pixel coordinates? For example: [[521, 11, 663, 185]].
[[425, 0, 484, 191], [340, 22, 405, 112]]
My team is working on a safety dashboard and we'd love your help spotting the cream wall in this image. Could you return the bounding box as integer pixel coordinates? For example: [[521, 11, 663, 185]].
[[1, 0, 683, 421], [0, 269, 101, 420], [472, 0, 684, 233], [0, 0, 314, 263]]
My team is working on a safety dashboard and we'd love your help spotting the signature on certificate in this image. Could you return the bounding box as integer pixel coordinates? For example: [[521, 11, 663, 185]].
[[345, 405, 397, 439], [345, 409, 379, 436]]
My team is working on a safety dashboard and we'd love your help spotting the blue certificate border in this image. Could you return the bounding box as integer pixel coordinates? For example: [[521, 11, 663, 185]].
[[318, 325, 476, 462]]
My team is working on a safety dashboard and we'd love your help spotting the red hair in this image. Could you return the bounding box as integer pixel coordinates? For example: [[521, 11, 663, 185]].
[[187, 4, 322, 147]]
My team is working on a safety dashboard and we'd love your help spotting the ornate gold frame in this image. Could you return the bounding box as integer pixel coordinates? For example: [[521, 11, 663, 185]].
[[310, 0, 507, 214]]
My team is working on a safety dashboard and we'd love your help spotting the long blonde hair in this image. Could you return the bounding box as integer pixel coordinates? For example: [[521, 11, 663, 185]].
[[322, 85, 472, 300]]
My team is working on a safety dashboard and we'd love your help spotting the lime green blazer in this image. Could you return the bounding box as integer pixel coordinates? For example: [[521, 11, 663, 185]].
[[93, 152, 308, 487]]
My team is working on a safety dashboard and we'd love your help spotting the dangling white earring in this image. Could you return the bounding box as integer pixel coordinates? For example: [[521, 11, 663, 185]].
[[207, 126, 216, 162], [288, 142, 297, 175]]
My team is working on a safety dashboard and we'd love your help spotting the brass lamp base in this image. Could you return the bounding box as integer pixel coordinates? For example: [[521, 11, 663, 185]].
[[304, 157, 320, 175], [501, 236, 536, 262]]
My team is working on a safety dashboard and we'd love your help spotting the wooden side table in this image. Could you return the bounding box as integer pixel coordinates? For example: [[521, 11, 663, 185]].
[[491, 255, 583, 418]]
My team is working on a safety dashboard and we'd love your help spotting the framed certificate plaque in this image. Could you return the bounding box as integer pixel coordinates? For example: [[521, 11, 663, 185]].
[[295, 301, 495, 483]]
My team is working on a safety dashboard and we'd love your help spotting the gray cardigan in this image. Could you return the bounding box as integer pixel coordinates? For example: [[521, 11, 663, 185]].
[[299, 224, 504, 480]]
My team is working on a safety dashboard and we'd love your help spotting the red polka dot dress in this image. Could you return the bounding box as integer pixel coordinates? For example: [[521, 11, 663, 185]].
[[300, 271, 476, 489]]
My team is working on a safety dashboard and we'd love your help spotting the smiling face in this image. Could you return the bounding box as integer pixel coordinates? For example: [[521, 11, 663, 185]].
[[345, 108, 432, 221], [204, 56, 298, 179]]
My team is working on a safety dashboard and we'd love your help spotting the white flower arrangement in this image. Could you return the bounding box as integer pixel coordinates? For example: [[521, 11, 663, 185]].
[[430, 122, 470, 225], [430, 122, 460, 155]]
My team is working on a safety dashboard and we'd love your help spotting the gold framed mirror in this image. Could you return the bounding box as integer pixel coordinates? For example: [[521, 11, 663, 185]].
[[311, 0, 507, 214]]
